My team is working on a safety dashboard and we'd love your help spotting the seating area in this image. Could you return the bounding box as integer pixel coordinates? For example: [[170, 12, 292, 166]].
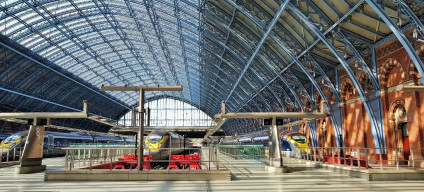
[[166, 154, 201, 170], [325, 155, 372, 168], [111, 153, 201, 170], [113, 154, 153, 170]]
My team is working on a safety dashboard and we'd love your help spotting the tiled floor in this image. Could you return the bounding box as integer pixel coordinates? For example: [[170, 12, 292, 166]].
[[1, 153, 424, 192]]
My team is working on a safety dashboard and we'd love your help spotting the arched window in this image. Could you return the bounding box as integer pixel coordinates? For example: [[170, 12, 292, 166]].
[[119, 98, 212, 126]]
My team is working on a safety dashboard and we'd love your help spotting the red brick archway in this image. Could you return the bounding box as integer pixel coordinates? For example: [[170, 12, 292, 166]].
[[380, 58, 405, 87], [341, 78, 355, 100]]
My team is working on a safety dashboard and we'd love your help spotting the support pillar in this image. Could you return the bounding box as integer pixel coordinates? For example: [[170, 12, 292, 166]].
[[16, 123, 47, 174], [137, 89, 145, 171], [131, 106, 136, 127], [270, 117, 283, 167], [147, 107, 151, 127], [266, 117, 287, 172]]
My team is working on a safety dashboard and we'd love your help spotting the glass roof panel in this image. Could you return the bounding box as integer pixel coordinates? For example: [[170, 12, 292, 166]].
[[0, 0, 201, 106]]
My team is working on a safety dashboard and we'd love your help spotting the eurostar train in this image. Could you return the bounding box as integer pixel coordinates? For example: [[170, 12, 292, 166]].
[[279, 131, 311, 157], [224, 131, 311, 157], [0, 133, 11, 142], [144, 131, 191, 160], [0, 131, 135, 158]]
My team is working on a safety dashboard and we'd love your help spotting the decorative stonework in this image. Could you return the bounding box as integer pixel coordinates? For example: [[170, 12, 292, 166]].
[[376, 41, 403, 59], [357, 72, 372, 92], [341, 78, 355, 100], [380, 58, 406, 87], [389, 100, 406, 123], [409, 44, 424, 78]]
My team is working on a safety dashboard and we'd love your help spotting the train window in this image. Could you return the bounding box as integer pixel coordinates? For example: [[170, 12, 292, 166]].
[[281, 140, 292, 151], [291, 135, 307, 143], [3, 135, 20, 144], [148, 136, 163, 143]]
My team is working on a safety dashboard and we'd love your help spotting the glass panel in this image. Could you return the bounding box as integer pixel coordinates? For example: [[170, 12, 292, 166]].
[[118, 98, 210, 126]]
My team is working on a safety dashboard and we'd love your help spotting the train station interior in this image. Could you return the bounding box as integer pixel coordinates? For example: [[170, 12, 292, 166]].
[[1, 0, 424, 191]]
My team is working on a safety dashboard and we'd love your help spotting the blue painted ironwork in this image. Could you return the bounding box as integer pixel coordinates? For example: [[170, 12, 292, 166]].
[[0, 38, 129, 110], [220, 0, 364, 108], [225, 1, 290, 103], [142, 0, 181, 86], [202, 27, 287, 113], [365, 0, 424, 85], [290, 3, 386, 152]]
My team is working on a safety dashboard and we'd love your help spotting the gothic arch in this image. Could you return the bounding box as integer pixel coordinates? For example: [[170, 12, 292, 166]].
[[380, 58, 406, 87], [357, 71, 372, 92], [341, 78, 355, 100]]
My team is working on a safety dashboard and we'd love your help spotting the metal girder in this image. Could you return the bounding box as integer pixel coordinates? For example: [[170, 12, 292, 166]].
[[20, 0, 135, 101], [225, 0, 290, 103], [395, 0, 424, 38], [303, 0, 380, 90], [0, 31, 129, 111], [0, 87, 79, 111], [91, 1, 157, 85], [205, 8, 303, 114], [214, 101, 326, 119], [307, 55, 341, 102], [289, 3, 386, 151], [142, 0, 181, 87], [268, 32, 329, 109], [202, 33, 287, 113], [0, 87, 119, 129], [365, 0, 424, 85], [174, 0, 193, 101], [220, 0, 365, 111], [0, 101, 87, 119], [3, 0, 200, 109]]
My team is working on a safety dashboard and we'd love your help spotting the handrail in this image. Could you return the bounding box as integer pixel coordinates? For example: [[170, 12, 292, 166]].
[[216, 145, 423, 170], [287, 146, 423, 170], [0, 146, 24, 164], [63, 147, 221, 171]]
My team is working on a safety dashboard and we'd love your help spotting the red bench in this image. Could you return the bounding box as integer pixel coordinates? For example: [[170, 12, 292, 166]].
[[113, 154, 152, 170], [188, 154, 201, 170], [113, 157, 126, 170], [167, 155, 184, 170], [326, 155, 372, 168], [166, 154, 201, 170]]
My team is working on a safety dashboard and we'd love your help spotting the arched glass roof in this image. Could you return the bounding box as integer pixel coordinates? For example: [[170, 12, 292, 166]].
[[0, 0, 201, 106], [0, 0, 423, 136]]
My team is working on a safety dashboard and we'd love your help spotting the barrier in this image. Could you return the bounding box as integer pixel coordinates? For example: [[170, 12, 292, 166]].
[[63, 147, 220, 171], [294, 147, 424, 170]]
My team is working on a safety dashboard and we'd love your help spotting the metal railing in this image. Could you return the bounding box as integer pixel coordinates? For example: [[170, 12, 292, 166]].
[[291, 147, 424, 170], [216, 145, 266, 160], [0, 146, 24, 164], [63, 147, 221, 171], [69, 143, 135, 148]]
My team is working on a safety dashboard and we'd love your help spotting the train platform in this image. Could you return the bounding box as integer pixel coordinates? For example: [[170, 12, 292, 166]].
[[2, 154, 424, 191], [286, 157, 424, 181], [0, 161, 19, 168]]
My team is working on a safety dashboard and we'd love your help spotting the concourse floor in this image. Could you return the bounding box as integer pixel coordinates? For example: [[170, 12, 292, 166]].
[[1, 154, 424, 192]]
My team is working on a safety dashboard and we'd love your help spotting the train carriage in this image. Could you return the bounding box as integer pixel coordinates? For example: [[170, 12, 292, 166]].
[[222, 131, 311, 158], [0, 131, 134, 159], [144, 131, 191, 160]]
